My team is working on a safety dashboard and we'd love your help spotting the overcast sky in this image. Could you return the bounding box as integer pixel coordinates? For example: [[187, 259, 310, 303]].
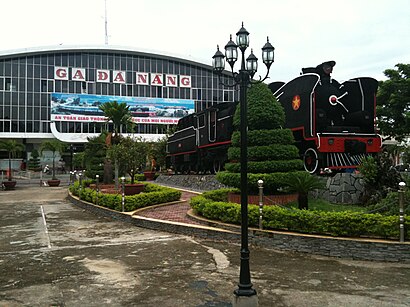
[[1, 0, 409, 83]]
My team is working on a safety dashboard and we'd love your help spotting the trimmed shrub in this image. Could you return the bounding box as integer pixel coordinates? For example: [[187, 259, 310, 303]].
[[202, 188, 239, 202], [216, 171, 307, 194], [233, 82, 285, 130], [231, 129, 295, 147], [228, 144, 300, 161]]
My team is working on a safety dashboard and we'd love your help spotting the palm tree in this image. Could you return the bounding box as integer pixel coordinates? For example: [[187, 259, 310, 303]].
[[99, 101, 133, 187], [284, 172, 325, 210], [0, 140, 24, 181], [40, 139, 65, 180], [99, 101, 133, 144]]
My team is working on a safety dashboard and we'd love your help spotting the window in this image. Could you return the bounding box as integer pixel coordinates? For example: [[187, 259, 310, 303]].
[[48, 80, 54, 92], [82, 82, 87, 93], [5, 78, 11, 91], [41, 80, 47, 92]]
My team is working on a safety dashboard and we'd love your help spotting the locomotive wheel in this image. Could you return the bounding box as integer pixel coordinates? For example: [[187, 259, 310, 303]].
[[303, 148, 319, 174]]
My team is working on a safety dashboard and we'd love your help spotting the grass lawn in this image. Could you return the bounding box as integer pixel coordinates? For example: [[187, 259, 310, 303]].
[[286, 198, 366, 212]]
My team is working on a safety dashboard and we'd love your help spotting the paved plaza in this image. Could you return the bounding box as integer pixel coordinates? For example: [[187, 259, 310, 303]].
[[1, 186, 410, 306]]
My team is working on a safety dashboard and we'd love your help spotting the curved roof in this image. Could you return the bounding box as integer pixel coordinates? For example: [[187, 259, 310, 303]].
[[0, 44, 213, 70]]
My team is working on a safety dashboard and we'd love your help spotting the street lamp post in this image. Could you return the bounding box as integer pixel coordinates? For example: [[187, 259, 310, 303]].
[[212, 22, 274, 304], [399, 181, 406, 242], [70, 144, 75, 172], [121, 176, 125, 212]]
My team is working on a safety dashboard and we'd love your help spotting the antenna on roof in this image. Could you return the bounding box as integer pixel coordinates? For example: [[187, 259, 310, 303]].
[[104, 0, 109, 45]]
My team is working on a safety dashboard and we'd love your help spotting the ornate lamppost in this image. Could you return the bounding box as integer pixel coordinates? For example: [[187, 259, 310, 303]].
[[212, 22, 274, 305]]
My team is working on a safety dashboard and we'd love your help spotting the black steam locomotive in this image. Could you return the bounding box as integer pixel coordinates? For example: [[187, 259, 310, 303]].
[[166, 61, 381, 174]]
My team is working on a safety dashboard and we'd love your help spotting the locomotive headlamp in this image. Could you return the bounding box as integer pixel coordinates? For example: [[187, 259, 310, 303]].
[[224, 35, 238, 69], [328, 138, 334, 145], [246, 49, 258, 78], [236, 22, 250, 51], [262, 37, 275, 68], [212, 45, 225, 73], [367, 139, 373, 145]]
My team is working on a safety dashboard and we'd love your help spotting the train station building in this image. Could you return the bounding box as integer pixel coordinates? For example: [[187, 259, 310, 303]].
[[0, 45, 237, 167]]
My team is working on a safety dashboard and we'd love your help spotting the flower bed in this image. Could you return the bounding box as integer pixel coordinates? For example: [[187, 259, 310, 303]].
[[89, 183, 144, 195], [70, 181, 181, 212]]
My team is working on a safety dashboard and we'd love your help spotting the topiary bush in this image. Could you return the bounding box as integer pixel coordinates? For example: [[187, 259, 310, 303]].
[[217, 82, 305, 195], [233, 83, 285, 131], [27, 149, 42, 171]]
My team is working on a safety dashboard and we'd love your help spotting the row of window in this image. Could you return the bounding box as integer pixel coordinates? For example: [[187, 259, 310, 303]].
[[0, 120, 49, 133], [53, 121, 171, 135]]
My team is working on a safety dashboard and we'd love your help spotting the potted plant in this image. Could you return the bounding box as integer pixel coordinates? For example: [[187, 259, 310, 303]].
[[40, 139, 66, 187], [0, 140, 24, 190]]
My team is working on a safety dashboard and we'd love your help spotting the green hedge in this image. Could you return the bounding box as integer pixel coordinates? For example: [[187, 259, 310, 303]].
[[231, 129, 295, 147], [190, 190, 410, 239], [69, 181, 181, 212], [228, 144, 300, 161]]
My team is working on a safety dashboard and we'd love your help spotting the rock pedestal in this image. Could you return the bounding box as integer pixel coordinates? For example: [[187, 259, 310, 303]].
[[312, 173, 364, 204]]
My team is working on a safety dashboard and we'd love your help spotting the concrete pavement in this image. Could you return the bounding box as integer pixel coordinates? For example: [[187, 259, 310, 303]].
[[1, 186, 410, 306]]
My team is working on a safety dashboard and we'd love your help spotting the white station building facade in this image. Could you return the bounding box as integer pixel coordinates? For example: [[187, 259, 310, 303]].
[[0, 45, 237, 164]]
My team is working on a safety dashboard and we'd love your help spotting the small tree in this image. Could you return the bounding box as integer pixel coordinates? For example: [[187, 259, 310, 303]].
[[108, 137, 149, 183], [40, 140, 65, 180], [27, 149, 42, 171], [376, 63, 410, 142], [358, 150, 402, 205], [151, 136, 168, 172], [83, 134, 107, 180], [73, 152, 85, 171], [99, 101, 133, 144], [99, 101, 133, 188], [0, 140, 24, 181]]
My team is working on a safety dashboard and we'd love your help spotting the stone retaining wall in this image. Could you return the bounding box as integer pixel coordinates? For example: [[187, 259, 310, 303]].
[[155, 174, 228, 192]]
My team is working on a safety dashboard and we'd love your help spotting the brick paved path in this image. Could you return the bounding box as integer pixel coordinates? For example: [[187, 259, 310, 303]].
[[135, 190, 204, 225]]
